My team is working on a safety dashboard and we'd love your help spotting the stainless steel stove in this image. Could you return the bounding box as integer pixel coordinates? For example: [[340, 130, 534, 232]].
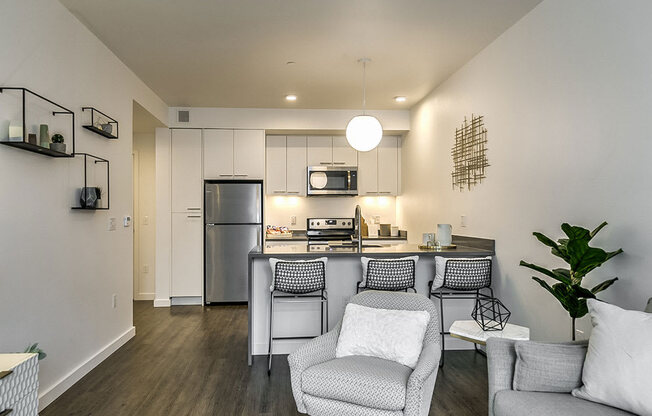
[[306, 218, 355, 245]]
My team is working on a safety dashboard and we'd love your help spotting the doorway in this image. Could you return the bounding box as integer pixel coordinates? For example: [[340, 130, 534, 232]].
[[133, 101, 164, 300]]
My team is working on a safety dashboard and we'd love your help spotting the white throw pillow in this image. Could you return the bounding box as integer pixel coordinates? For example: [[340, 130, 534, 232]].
[[360, 256, 419, 287], [335, 303, 430, 368], [432, 256, 492, 289], [571, 299, 652, 415]]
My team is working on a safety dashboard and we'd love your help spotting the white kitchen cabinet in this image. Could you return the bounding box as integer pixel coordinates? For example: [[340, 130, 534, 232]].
[[203, 129, 234, 179], [357, 136, 399, 196], [307, 136, 333, 166], [266, 135, 287, 195], [171, 212, 203, 297], [234, 129, 265, 179], [377, 136, 399, 195], [286, 136, 307, 195], [332, 135, 357, 166], [265, 135, 306, 196], [357, 147, 378, 195], [171, 129, 202, 212]]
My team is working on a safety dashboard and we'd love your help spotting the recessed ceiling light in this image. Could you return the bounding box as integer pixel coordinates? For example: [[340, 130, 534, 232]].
[[394, 96, 407, 103], [285, 94, 297, 101]]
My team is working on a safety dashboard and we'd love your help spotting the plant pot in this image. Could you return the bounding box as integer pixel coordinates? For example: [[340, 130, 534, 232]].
[[50, 142, 66, 153]]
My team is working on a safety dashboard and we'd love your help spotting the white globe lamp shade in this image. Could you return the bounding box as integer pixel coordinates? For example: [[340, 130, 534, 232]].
[[346, 115, 383, 152]]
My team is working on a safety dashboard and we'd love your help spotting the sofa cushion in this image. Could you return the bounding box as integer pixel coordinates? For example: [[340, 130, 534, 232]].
[[513, 340, 587, 393], [572, 300, 652, 416], [494, 391, 635, 416], [302, 355, 411, 411]]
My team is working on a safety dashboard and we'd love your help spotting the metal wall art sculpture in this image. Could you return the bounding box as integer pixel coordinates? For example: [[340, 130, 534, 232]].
[[451, 114, 489, 191]]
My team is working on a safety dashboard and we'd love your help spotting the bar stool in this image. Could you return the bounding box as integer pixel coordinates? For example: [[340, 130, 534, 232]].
[[429, 256, 493, 367], [357, 256, 418, 293], [268, 257, 328, 374]]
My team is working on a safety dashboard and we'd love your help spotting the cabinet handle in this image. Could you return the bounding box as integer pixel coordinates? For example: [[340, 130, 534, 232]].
[[365, 191, 378, 195], [234, 174, 248, 177], [273, 190, 286, 194], [219, 174, 232, 177], [0, 409, 14, 416], [187, 215, 201, 218], [319, 162, 332, 165], [287, 191, 300, 194], [333, 161, 346, 165], [378, 191, 392, 194], [187, 207, 201, 210]]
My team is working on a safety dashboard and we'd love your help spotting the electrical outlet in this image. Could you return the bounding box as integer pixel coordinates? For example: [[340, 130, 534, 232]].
[[373, 215, 381, 224], [123, 215, 132, 227], [112, 294, 117, 309], [290, 216, 297, 225], [143, 215, 149, 225], [107, 217, 117, 231], [461, 215, 467, 228], [143, 264, 149, 274]]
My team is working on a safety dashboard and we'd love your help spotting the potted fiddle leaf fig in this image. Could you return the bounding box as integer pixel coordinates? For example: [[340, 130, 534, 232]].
[[520, 222, 623, 340], [50, 133, 65, 153]]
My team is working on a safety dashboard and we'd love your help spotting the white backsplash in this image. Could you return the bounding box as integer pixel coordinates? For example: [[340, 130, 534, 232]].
[[265, 195, 398, 230]]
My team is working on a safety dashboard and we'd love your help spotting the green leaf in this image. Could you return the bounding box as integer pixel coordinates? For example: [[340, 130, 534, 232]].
[[561, 223, 591, 241], [571, 284, 596, 299], [520, 261, 571, 284], [605, 248, 624, 262], [591, 277, 618, 294], [590, 221, 608, 238], [533, 232, 569, 261]]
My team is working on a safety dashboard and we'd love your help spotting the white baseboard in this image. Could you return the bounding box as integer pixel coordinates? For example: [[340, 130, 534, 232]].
[[134, 292, 155, 301], [38, 326, 136, 411], [170, 296, 202, 306], [154, 298, 171, 307]]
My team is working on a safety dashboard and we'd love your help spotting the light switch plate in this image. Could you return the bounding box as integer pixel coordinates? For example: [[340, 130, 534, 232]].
[[290, 216, 297, 225], [461, 215, 467, 228], [143, 215, 149, 225], [107, 217, 117, 231], [124, 215, 132, 227]]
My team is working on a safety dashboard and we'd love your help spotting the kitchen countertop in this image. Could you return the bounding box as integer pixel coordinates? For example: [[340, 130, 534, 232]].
[[249, 243, 493, 258], [264, 229, 408, 241]]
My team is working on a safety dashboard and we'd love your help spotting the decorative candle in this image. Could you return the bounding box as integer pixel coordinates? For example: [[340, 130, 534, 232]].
[[9, 121, 23, 142]]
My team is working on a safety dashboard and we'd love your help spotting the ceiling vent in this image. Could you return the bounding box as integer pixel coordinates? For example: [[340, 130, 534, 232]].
[[177, 110, 190, 123]]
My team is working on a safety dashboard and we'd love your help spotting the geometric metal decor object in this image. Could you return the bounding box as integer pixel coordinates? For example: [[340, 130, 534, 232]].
[[452, 114, 489, 191], [471, 296, 511, 331]]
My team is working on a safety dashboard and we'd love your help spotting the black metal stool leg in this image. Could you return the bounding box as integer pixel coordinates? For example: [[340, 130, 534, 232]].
[[320, 291, 324, 335], [439, 289, 445, 368], [268, 291, 274, 375]]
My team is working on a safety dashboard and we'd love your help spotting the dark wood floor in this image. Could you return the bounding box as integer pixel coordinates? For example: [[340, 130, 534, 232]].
[[42, 301, 488, 415]]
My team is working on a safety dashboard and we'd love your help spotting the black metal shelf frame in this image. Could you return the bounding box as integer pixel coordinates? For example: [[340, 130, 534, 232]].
[[71, 152, 110, 211], [81, 107, 118, 139], [0, 87, 75, 157]]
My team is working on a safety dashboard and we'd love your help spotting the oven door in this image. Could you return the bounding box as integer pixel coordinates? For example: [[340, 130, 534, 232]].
[[307, 166, 358, 196]]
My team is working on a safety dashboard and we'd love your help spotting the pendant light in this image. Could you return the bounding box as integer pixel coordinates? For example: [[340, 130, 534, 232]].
[[346, 58, 383, 152]]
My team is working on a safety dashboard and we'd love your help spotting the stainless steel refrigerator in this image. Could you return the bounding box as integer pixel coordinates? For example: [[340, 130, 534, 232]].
[[205, 181, 262, 303]]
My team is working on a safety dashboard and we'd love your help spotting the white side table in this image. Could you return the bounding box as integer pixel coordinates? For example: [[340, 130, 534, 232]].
[[449, 320, 530, 355], [0, 354, 39, 416]]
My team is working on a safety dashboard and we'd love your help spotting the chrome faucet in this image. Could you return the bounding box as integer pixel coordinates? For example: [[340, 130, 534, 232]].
[[354, 204, 362, 252]]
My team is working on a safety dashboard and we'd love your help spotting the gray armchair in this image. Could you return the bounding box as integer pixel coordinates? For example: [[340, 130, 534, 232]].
[[288, 290, 441, 416]]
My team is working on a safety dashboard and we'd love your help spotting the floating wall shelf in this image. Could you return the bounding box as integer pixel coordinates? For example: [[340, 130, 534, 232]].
[[81, 107, 118, 139], [0, 87, 75, 157], [71, 153, 110, 211]]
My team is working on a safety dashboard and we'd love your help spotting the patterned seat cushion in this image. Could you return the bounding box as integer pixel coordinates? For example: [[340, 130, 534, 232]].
[[361, 256, 418, 291], [302, 355, 412, 411], [269, 257, 327, 294], [432, 256, 492, 291]]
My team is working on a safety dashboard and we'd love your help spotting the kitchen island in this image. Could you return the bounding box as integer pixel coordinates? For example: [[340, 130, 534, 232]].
[[247, 236, 495, 364]]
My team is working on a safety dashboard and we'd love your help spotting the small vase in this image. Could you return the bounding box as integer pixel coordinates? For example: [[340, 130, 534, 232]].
[[39, 124, 49, 148], [50, 142, 66, 153]]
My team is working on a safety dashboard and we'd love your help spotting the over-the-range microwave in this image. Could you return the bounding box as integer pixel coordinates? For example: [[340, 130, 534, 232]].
[[307, 166, 358, 196]]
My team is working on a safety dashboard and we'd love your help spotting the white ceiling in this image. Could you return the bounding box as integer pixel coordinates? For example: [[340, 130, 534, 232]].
[[61, 0, 541, 110]]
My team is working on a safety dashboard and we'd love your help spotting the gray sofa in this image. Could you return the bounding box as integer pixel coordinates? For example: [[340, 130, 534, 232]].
[[487, 298, 652, 416], [287, 291, 441, 416]]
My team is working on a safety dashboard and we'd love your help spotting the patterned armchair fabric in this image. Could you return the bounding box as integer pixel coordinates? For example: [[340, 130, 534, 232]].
[[288, 291, 441, 416]]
